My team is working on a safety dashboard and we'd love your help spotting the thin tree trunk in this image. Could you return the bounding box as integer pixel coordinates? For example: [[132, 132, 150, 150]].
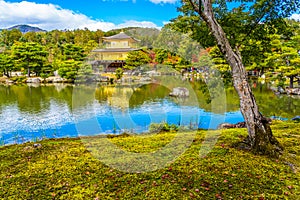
[[28, 67, 30, 77], [189, 0, 283, 156], [289, 76, 294, 88], [4, 68, 9, 78]]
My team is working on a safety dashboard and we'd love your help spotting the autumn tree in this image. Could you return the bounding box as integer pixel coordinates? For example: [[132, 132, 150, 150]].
[[172, 0, 300, 156], [154, 49, 169, 64]]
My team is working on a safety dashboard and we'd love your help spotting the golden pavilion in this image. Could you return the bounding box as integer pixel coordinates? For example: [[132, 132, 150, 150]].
[[92, 32, 140, 72]]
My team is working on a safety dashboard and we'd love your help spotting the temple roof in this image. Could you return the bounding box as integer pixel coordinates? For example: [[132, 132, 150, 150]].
[[103, 32, 140, 42], [92, 48, 140, 53]]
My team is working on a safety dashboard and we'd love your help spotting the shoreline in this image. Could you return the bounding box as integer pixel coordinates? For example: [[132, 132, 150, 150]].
[[0, 120, 299, 199]]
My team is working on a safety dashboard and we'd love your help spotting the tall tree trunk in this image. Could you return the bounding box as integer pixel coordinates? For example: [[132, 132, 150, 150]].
[[289, 76, 294, 88], [190, 0, 283, 157]]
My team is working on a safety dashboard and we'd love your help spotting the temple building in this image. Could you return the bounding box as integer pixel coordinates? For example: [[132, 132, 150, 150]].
[[92, 32, 140, 72]]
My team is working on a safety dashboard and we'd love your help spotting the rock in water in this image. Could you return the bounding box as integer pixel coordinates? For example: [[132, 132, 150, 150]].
[[292, 116, 300, 121], [169, 87, 189, 97]]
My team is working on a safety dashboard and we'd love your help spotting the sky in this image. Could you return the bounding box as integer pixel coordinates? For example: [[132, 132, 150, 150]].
[[0, 0, 299, 32], [0, 0, 181, 31]]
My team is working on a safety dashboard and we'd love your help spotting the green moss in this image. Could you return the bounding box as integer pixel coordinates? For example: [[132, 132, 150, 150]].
[[0, 121, 299, 199]]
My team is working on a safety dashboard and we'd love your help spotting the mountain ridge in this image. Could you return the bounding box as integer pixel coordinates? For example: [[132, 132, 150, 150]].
[[1, 25, 46, 33]]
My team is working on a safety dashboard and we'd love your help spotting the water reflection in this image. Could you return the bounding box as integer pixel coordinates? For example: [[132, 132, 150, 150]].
[[0, 82, 299, 145]]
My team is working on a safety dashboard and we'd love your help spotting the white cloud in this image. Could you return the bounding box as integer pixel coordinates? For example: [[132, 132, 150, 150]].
[[0, 0, 159, 31], [116, 20, 158, 28], [162, 21, 170, 25], [290, 14, 300, 21], [149, 0, 177, 4]]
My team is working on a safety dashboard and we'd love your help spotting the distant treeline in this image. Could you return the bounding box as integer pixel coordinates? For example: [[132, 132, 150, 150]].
[[1, 20, 300, 87], [0, 27, 162, 81]]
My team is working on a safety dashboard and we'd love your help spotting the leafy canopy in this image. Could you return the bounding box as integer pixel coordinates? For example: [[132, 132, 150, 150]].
[[171, 0, 299, 49]]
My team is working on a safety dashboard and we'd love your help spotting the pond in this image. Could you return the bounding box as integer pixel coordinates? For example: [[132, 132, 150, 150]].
[[0, 81, 299, 145]]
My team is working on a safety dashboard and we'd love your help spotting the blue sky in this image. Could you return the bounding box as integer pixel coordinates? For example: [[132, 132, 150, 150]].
[[0, 0, 299, 32], [45, 0, 180, 25], [0, 0, 181, 31]]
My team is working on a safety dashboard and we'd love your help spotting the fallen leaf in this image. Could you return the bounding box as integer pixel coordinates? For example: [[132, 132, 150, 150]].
[[287, 185, 293, 190]]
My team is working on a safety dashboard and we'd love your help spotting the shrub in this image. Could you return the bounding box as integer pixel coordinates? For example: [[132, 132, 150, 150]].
[[149, 122, 179, 133]]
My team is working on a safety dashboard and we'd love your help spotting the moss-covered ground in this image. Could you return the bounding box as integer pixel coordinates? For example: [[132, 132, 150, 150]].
[[0, 121, 299, 199]]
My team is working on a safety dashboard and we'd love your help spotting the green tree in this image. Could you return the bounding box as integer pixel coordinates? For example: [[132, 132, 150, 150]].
[[22, 32, 38, 42], [61, 43, 86, 61], [0, 52, 14, 77], [208, 46, 231, 78], [115, 67, 124, 80], [84, 40, 98, 53], [171, 0, 299, 156], [262, 34, 300, 88], [276, 46, 300, 88], [0, 29, 22, 47], [154, 27, 201, 63], [154, 28, 183, 54], [196, 49, 214, 68], [11, 42, 48, 76], [58, 60, 82, 80], [154, 49, 169, 64], [76, 63, 94, 83], [124, 50, 151, 70]]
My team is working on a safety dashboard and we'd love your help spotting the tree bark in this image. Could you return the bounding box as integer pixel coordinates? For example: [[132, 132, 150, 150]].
[[3, 68, 9, 78], [27, 67, 30, 77], [289, 76, 294, 88], [189, 0, 283, 157]]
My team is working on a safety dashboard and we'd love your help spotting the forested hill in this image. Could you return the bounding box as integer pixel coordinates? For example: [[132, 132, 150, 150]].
[[0, 25, 160, 46], [1, 25, 46, 33], [105, 27, 160, 47]]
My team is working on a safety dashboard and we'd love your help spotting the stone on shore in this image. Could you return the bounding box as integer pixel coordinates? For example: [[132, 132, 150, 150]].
[[218, 122, 246, 129], [286, 88, 300, 95], [26, 77, 41, 83], [45, 76, 66, 83]]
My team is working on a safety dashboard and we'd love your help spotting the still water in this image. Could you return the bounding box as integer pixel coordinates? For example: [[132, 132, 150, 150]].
[[0, 82, 299, 145]]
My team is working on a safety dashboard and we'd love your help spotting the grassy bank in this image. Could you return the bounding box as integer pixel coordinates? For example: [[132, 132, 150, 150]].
[[0, 121, 299, 199]]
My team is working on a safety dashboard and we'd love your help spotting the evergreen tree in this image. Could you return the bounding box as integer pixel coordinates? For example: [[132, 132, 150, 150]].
[[0, 52, 14, 77], [11, 42, 48, 76], [125, 50, 151, 70]]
